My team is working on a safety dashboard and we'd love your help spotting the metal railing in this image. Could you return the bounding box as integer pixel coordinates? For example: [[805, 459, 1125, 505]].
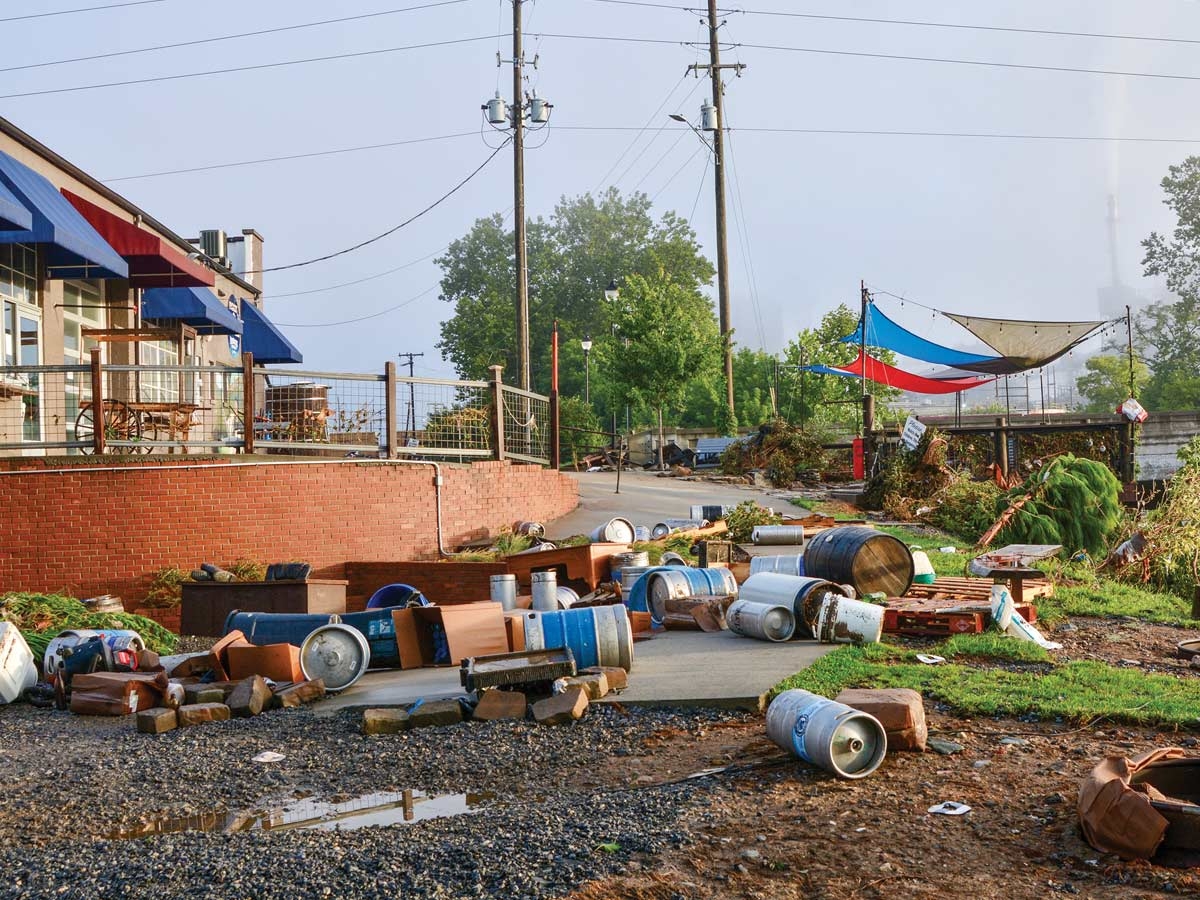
[[0, 356, 557, 466]]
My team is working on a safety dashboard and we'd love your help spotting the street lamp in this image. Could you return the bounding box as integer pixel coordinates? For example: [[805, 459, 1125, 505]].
[[604, 278, 619, 302], [580, 334, 593, 404]]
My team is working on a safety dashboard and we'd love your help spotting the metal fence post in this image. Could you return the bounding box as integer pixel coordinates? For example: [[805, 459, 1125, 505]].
[[385, 361, 398, 459], [549, 390, 560, 469], [242, 352, 255, 455], [489, 365, 505, 461], [89, 348, 105, 455]]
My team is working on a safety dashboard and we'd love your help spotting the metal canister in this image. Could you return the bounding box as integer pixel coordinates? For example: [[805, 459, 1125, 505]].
[[766, 689, 887, 779], [514, 521, 546, 538], [749, 555, 806, 577], [633, 525, 652, 542], [690, 504, 728, 521], [611, 551, 650, 573], [531, 571, 559, 611], [815, 594, 884, 644], [751, 525, 806, 546], [299, 624, 371, 691], [489, 574, 518, 611], [618, 565, 652, 595], [556, 586, 580, 609], [725, 598, 796, 642], [589, 517, 636, 543], [739, 573, 849, 639]]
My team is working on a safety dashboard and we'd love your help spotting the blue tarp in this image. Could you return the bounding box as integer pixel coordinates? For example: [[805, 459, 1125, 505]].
[[241, 300, 302, 364], [142, 287, 242, 335], [0, 150, 128, 279], [841, 301, 1004, 369], [0, 178, 32, 231]]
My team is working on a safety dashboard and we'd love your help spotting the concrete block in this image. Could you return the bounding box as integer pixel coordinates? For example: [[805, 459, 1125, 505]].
[[183, 685, 226, 705], [563, 673, 608, 700], [362, 708, 410, 735], [228, 676, 270, 718], [136, 707, 177, 734], [275, 679, 326, 709], [582, 665, 627, 692], [408, 699, 464, 729], [836, 687, 927, 752], [473, 689, 528, 722], [177, 703, 231, 727], [533, 686, 588, 725]]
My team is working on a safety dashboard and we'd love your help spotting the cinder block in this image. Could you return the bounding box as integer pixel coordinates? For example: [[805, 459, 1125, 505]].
[[532, 687, 588, 725], [473, 689, 528, 722], [136, 707, 177, 734]]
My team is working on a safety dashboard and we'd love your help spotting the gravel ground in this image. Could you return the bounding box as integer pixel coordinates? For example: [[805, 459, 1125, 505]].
[[0, 701, 749, 899]]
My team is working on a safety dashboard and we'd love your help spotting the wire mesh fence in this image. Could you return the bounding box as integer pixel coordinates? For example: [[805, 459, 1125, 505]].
[[252, 368, 386, 455], [499, 385, 550, 464], [395, 376, 492, 459], [0, 364, 89, 453], [102, 364, 246, 453]]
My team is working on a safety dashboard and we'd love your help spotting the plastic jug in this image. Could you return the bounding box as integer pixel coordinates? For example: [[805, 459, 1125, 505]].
[[0, 623, 38, 704], [911, 548, 936, 585]]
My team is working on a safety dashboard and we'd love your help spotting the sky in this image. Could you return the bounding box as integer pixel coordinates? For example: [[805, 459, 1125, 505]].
[[2, 0, 1198, 381]]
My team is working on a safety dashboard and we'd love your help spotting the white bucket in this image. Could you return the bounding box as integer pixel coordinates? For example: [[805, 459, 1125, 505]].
[[911, 548, 936, 585], [815, 595, 884, 644], [766, 689, 887, 779], [0, 623, 37, 704]]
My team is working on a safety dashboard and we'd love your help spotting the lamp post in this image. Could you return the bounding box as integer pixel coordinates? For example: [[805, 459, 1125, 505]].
[[580, 334, 593, 404]]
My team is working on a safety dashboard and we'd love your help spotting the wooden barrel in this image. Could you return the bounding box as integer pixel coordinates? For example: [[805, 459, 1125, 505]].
[[803, 526, 914, 598]]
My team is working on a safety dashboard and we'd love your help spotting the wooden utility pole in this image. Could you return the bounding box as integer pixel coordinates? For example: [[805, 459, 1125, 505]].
[[512, 0, 530, 392], [689, 0, 744, 424], [397, 351, 424, 445]]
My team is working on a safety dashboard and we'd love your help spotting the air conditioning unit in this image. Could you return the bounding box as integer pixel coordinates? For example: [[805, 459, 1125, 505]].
[[199, 229, 228, 266]]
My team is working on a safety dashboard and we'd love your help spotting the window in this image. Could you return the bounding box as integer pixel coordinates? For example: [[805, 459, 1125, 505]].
[[63, 281, 103, 445], [0, 244, 40, 441], [141, 339, 179, 403]]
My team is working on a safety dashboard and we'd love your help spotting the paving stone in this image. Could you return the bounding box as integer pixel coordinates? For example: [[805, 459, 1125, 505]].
[[177, 703, 231, 727], [408, 699, 464, 729], [183, 685, 225, 705], [227, 676, 270, 718], [532, 687, 588, 725], [136, 707, 177, 734], [473, 689, 528, 722], [274, 679, 326, 709], [362, 708, 410, 735], [582, 666, 628, 692], [563, 673, 608, 701]]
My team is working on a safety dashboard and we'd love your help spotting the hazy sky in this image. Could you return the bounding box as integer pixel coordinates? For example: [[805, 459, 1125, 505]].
[[3, 0, 1197, 378]]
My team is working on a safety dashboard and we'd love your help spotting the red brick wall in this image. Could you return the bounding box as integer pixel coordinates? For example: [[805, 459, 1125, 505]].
[[345, 561, 509, 609], [0, 458, 577, 604]]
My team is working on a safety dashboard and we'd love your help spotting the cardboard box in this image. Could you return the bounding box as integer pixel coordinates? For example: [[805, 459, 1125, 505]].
[[70, 671, 169, 716], [392, 603, 509, 669], [503, 612, 527, 653], [226, 643, 304, 683], [207, 629, 252, 681]]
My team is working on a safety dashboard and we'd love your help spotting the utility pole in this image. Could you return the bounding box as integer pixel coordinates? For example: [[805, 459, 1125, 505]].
[[689, 0, 744, 425], [398, 351, 424, 445], [512, 0, 529, 392]]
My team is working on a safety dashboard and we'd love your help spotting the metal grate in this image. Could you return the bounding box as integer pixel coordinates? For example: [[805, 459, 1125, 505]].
[[252, 368, 386, 454], [396, 376, 492, 458], [500, 384, 550, 464]]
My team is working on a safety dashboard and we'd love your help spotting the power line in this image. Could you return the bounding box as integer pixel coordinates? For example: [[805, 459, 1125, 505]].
[[611, 78, 706, 190], [687, 153, 710, 222], [1, 0, 165, 23], [725, 125, 767, 351], [105, 132, 477, 182], [592, 73, 687, 192], [0, 34, 502, 101], [648, 143, 705, 199], [728, 126, 1200, 143], [0, 1, 468, 74], [245, 139, 510, 275], [583, 0, 1200, 48], [274, 285, 439, 328]]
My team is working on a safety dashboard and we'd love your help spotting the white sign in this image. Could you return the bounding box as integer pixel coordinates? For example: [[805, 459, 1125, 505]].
[[901, 416, 927, 451]]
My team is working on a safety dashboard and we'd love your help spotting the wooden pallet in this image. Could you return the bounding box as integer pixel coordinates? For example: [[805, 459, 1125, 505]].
[[883, 596, 1037, 637], [904, 575, 1053, 604]]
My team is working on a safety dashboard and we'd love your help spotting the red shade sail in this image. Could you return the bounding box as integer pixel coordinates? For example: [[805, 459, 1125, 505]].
[[61, 190, 214, 288], [837, 350, 994, 394]]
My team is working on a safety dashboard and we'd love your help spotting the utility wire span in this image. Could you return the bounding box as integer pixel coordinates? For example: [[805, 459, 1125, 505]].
[[242, 139, 510, 275], [1, 0, 164, 22], [104, 132, 477, 182], [274, 285, 439, 328], [0, 34, 502, 100], [0, 0, 468, 74], [582, 0, 1200, 48]]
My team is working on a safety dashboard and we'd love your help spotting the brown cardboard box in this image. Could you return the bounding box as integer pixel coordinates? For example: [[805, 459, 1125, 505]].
[[226, 643, 304, 683], [207, 630, 252, 681], [70, 671, 169, 716], [503, 612, 527, 653], [392, 603, 509, 669]]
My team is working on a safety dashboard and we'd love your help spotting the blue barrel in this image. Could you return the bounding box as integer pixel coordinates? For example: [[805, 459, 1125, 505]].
[[366, 583, 423, 609], [626, 566, 738, 624], [224, 607, 406, 669], [522, 605, 632, 671]]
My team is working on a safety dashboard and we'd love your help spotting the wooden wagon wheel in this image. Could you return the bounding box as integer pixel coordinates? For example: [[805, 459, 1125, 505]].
[[74, 399, 142, 454]]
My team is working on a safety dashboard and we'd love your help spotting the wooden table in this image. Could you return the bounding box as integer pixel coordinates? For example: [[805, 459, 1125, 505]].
[[504, 543, 632, 594], [969, 544, 1062, 604]]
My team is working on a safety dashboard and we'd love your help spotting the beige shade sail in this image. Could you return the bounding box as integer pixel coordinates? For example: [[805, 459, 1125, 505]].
[[941, 312, 1108, 369]]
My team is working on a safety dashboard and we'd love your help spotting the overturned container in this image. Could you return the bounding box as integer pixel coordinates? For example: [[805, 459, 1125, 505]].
[[803, 526, 914, 598], [726, 598, 795, 642], [299, 622, 371, 691], [0, 623, 37, 704], [651, 518, 708, 539], [739, 573, 850, 639], [749, 555, 806, 577], [590, 517, 636, 543], [766, 689, 888, 779], [514, 521, 546, 539], [751, 525, 805, 546], [814, 594, 885, 645], [522, 604, 633, 671], [690, 504, 729, 521], [644, 567, 739, 624]]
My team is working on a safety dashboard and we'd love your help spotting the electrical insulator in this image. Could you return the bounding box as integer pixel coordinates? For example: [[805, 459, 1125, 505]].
[[484, 92, 509, 125], [529, 93, 553, 124], [700, 99, 718, 132]]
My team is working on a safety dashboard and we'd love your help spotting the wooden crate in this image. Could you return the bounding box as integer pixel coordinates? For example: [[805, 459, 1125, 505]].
[[883, 596, 1037, 637], [180, 580, 347, 637], [504, 543, 631, 594], [904, 575, 1053, 605]]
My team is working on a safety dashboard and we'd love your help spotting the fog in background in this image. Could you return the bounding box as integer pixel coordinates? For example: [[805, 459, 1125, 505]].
[[3, 0, 1197, 376]]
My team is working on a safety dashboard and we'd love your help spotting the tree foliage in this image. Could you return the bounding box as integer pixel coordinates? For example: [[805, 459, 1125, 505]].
[[1075, 353, 1149, 414]]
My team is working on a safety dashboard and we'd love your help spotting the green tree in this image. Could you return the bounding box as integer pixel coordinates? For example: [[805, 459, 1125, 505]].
[[1141, 157, 1200, 410], [436, 189, 715, 413], [1075, 352, 1149, 413], [776, 305, 902, 430], [594, 272, 722, 468]]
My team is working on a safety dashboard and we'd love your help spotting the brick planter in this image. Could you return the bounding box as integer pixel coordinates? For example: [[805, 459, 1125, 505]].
[[132, 605, 182, 635]]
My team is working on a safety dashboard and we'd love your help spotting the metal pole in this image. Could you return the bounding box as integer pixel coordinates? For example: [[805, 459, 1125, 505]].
[[550, 321, 560, 470], [1125, 304, 1135, 396], [707, 0, 735, 421], [859, 281, 868, 439], [512, 0, 530, 392], [583, 347, 590, 404]]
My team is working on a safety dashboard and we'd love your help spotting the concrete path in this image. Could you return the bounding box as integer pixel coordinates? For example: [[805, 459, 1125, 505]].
[[314, 628, 834, 716]]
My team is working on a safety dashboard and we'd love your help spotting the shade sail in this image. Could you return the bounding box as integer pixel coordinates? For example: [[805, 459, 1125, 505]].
[[142, 287, 242, 335], [62, 190, 214, 288], [0, 150, 127, 279], [842, 301, 1007, 370], [0, 178, 32, 231], [808, 350, 994, 394], [941, 312, 1106, 370], [241, 301, 302, 364]]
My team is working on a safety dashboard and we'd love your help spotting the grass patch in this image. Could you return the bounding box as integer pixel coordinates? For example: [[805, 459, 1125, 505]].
[[874, 524, 972, 578], [941, 632, 1051, 663], [1042, 581, 1200, 629], [772, 646, 1200, 728]]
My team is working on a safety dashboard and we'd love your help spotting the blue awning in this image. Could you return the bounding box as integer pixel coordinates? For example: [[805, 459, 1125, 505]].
[[241, 300, 302, 364], [142, 287, 242, 335], [0, 178, 32, 231], [0, 150, 128, 278]]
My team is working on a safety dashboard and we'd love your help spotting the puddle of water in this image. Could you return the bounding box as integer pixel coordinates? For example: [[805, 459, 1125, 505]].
[[108, 789, 497, 840]]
